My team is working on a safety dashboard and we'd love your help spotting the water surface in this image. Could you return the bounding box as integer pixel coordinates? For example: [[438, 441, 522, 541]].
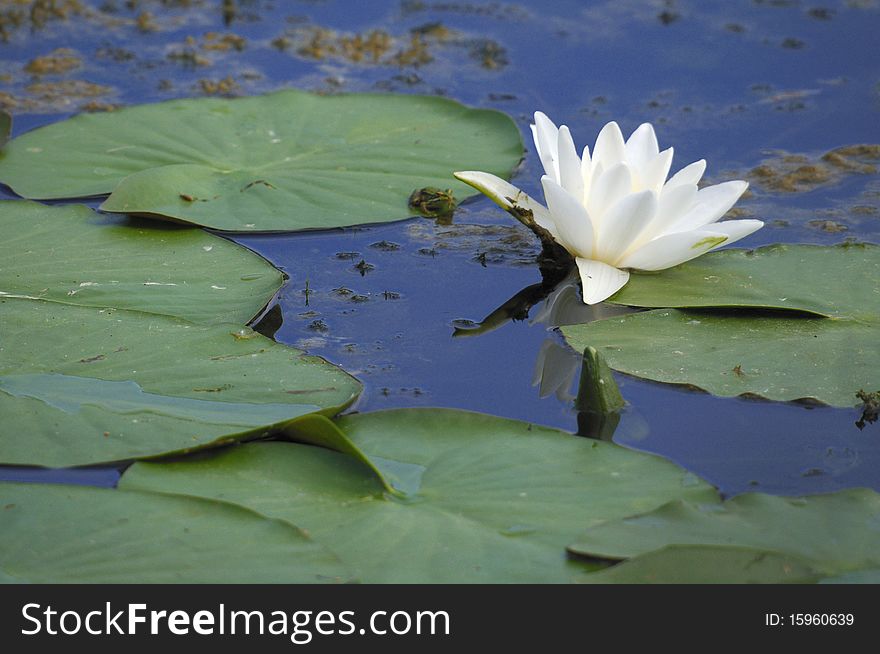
[[2, 0, 878, 495]]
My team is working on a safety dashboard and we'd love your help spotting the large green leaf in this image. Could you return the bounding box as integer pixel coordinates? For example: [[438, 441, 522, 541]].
[[0, 482, 348, 583], [580, 545, 821, 584], [610, 244, 880, 319], [0, 201, 283, 324], [564, 243, 879, 406], [0, 90, 522, 231], [562, 309, 876, 406], [820, 569, 880, 584], [121, 408, 714, 583], [0, 297, 361, 466], [568, 489, 880, 577]]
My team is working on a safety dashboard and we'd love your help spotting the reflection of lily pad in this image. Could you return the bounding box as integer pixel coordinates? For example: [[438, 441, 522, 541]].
[[0, 297, 361, 466], [0, 109, 10, 148], [569, 489, 880, 577], [121, 408, 714, 583], [0, 90, 522, 231], [562, 308, 877, 406], [0, 482, 347, 583], [0, 201, 283, 324], [580, 545, 821, 584], [610, 244, 879, 318]]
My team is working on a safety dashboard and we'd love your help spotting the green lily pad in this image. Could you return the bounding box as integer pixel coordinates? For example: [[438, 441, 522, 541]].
[[564, 243, 880, 405], [610, 244, 880, 319], [0, 90, 522, 231], [562, 308, 877, 406], [0, 482, 348, 583], [568, 489, 880, 577], [580, 545, 821, 584], [0, 201, 283, 324], [0, 297, 360, 466], [121, 408, 714, 583], [820, 569, 880, 584]]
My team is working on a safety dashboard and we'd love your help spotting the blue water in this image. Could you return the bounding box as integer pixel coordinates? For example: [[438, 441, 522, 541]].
[[1, 0, 878, 495]]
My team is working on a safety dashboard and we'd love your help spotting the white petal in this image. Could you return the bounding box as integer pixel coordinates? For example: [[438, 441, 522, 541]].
[[632, 182, 698, 246], [625, 123, 660, 172], [588, 160, 605, 198], [618, 230, 731, 271], [670, 180, 749, 232], [592, 121, 626, 171], [664, 159, 706, 191], [454, 170, 558, 238], [557, 125, 584, 203], [705, 219, 764, 248], [533, 111, 560, 181], [640, 147, 674, 192], [595, 190, 658, 264], [580, 144, 593, 198], [576, 257, 630, 304], [587, 162, 632, 223], [542, 176, 594, 256]]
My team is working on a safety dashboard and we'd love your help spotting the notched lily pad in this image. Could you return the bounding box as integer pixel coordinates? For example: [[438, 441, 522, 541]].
[[0, 297, 361, 466], [563, 308, 877, 406], [0, 482, 348, 583], [569, 488, 880, 579], [0, 201, 283, 325], [610, 243, 880, 319], [0, 90, 522, 231], [579, 545, 821, 584], [565, 244, 880, 406], [121, 408, 714, 583]]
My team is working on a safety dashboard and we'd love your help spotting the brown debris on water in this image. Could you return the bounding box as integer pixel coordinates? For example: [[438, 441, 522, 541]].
[[277, 20, 501, 72], [80, 100, 119, 112], [292, 26, 437, 68], [24, 48, 81, 75], [808, 219, 848, 233], [197, 76, 239, 96], [167, 32, 246, 67], [1, 79, 113, 113], [470, 38, 507, 69], [745, 145, 880, 194], [135, 10, 157, 32], [0, 0, 83, 42], [201, 31, 246, 51]]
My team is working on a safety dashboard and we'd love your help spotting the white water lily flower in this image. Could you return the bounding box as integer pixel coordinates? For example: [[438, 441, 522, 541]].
[[455, 113, 763, 304]]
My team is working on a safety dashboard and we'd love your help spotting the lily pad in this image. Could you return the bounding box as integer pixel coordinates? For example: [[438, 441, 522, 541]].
[[121, 408, 714, 583], [562, 308, 877, 406], [580, 545, 821, 584], [0, 90, 522, 231], [564, 243, 880, 405], [0, 201, 283, 324], [610, 244, 880, 319], [820, 569, 880, 584], [0, 482, 347, 583], [0, 297, 360, 466], [568, 489, 880, 577]]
